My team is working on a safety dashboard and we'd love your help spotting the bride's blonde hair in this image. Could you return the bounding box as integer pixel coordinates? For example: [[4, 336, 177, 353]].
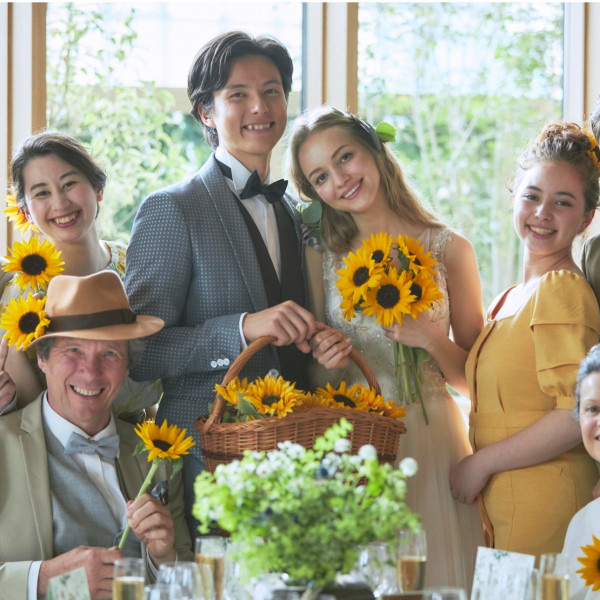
[[287, 105, 442, 253]]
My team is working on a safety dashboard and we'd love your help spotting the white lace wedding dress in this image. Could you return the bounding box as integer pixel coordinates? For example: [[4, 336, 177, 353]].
[[320, 227, 484, 591]]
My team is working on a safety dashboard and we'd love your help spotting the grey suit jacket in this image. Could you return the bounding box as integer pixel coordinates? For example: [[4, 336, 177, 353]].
[[125, 155, 306, 432], [0, 396, 193, 599]]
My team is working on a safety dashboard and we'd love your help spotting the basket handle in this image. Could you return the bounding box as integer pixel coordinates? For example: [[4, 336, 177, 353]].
[[202, 335, 381, 434]]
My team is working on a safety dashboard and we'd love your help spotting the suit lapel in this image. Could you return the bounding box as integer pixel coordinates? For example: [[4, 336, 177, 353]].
[[199, 157, 268, 311], [115, 419, 146, 501], [20, 398, 55, 559]]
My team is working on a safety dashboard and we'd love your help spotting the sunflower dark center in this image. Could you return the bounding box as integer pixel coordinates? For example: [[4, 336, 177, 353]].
[[263, 395, 280, 406], [21, 254, 47, 276], [19, 311, 40, 334], [376, 283, 400, 308], [153, 440, 172, 452], [597, 558, 600, 572], [334, 394, 356, 407], [410, 283, 423, 301], [371, 250, 384, 263], [352, 266, 370, 287]]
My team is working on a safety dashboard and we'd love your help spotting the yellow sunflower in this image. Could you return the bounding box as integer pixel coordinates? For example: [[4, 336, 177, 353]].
[[244, 375, 304, 418], [361, 267, 414, 327], [135, 419, 195, 462], [399, 235, 437, 275], [359, 384, 406, 418], [340, 295, 358, 321], [0, 294, 49, 350], [405, 270, 443, 320], [577, 535, 600, 591], [362, 232, 393, 267], [3, 237, 64, 291], [336, 246, 383, 306], [290, 391, 329, 411], [316, 381, 367, 409], [214, 377, 250, 407], [4, 194, 38, 234]]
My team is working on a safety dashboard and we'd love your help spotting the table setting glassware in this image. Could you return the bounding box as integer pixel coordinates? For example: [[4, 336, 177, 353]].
[[357, 541, 398, 597], [195, 536, 228, 600], [422, 587, 467, 600], [112, 557, 146, 600], [145, 582, 183, 600], [157, 560, 204, 599], [396, 528, 427, 593], [539, 552, 570, 600]]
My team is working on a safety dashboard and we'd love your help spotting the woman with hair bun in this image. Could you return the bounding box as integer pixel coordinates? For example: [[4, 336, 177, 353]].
[[450, 122, 600, 557]]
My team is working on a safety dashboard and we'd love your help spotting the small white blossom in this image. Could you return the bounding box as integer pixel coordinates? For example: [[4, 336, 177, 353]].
[[399, 457, 418, 477], [334, 438, 352, 453], [358, 444, 377, 461]]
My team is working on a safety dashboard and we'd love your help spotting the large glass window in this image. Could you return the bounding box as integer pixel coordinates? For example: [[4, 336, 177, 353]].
[[46, 2, 303, 242], [358, 3, 564, 305]]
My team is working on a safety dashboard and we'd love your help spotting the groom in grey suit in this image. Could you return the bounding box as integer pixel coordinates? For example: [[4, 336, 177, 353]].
[[125, 32, 319, 532]]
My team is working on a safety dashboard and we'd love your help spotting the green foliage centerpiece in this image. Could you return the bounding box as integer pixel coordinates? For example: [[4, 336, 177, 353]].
[[193, 419, 420, 595]]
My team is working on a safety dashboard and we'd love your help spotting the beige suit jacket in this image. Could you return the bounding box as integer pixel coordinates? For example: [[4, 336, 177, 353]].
[[0, 395, 193, 599]]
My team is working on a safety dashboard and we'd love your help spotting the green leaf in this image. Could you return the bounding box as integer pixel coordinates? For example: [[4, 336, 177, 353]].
[[301, 201, 322, 225], [133, 440, 146, 456]]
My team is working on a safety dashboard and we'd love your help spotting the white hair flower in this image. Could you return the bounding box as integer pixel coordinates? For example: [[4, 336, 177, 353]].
[[399, 457, 418, 477]]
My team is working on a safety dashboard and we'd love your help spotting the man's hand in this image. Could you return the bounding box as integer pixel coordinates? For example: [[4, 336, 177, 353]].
[[0, 339, 16, 411], [126, 493, 176, 565], [38, 546, 121, 599], [242, 301, 317, 353]]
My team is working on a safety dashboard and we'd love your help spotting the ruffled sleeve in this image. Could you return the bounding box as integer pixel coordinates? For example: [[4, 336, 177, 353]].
[[530, 271, 600, 409]]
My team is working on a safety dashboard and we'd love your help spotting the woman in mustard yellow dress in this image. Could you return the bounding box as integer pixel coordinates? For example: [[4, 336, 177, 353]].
[[450, 123, 600, 557]]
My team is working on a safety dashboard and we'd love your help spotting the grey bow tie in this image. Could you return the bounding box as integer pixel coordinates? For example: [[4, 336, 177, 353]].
[[64, 432, 120, 459]]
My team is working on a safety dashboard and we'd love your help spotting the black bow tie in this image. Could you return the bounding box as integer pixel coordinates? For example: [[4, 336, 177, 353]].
[[240, 170, 288, 205]]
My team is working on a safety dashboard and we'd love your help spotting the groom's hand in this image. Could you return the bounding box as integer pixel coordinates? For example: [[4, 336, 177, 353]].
[[243, 301, 317, 353]]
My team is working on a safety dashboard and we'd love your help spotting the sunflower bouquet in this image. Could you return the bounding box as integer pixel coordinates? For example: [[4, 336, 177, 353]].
[[213, 375, 405, 422], [0, 233, 64, 350], [336, 232, 443, 423], [118, 419, 195, 551]]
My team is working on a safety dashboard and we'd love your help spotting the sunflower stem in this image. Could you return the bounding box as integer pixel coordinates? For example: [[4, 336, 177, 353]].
[[394, 342, 428, 425], [118, 459, 160, 551]]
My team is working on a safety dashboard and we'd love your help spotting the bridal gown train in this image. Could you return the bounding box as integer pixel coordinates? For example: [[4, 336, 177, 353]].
[[320, 227, 484, 591]]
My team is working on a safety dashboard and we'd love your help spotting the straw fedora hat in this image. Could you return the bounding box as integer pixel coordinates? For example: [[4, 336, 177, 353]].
[[31, 270, 164, 343]]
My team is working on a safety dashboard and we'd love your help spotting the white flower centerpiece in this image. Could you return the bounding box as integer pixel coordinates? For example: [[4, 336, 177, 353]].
[[193, 419, 420, 598]]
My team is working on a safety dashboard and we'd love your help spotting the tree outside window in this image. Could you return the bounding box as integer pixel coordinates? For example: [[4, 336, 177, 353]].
[[358, 2, 563, 305]]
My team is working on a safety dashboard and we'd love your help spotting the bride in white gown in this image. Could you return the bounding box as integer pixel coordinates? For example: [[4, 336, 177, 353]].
[[288, 106, 485, 591]]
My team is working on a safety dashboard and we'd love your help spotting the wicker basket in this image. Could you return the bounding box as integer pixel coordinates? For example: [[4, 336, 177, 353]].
[[195, 336, 407, 473]]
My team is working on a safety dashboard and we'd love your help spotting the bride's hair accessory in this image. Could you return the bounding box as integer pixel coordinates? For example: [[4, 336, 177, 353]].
[[354, 116, 397, 151]]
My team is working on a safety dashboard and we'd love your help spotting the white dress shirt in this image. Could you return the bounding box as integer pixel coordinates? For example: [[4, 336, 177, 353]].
[[215, 147, 283, 349]]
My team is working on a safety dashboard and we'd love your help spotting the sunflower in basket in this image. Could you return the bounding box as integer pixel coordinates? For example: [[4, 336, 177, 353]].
[[314, 381, 405, 419], [214, 374, 307, 422]]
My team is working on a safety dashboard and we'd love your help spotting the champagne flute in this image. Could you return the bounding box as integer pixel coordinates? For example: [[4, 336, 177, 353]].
[[396, 528, 427, 592], [195, 536, 228, 600], [422, 587, 467, 600], [112, 557, 145, 600], [157, 561, 203, 600], [539, 553, 570, 600], [358, 541, 398, 597], [145, 582, 183, 600]]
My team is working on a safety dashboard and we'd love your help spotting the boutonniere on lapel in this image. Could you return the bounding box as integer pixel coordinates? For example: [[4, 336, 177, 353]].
[[118, 419, 195, 551]]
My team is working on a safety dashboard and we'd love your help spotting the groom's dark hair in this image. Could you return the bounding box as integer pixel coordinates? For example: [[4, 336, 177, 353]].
[[188, 31, 293, 149]]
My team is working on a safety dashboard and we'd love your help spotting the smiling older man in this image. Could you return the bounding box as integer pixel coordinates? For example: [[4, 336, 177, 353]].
[[0, 271, 192, 600]]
